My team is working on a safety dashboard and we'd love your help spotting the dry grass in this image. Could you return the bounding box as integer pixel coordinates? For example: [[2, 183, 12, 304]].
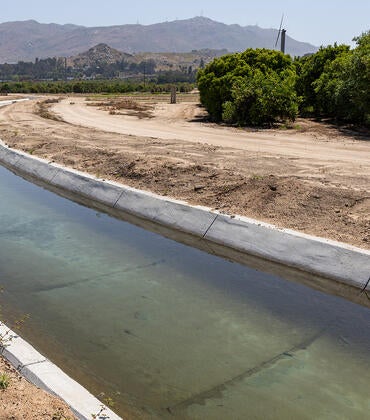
[[87, 97, 154, 119], [36, 99, 64, 122], [42, 98, 61, 104], [113, 98, 151, 112]]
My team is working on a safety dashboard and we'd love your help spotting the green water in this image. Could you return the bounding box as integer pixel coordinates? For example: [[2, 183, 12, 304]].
[[0, 165, 369, 419]]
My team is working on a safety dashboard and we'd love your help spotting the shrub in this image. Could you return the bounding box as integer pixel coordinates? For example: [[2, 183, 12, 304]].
[[296, 31, 369, 125], [197, 49, 299, 126]]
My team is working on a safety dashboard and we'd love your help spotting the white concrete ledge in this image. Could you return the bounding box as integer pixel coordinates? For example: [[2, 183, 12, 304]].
[[116, 187, 217, 236], [0, 146, 21, 166], [14, 153, 60, 182], [0, 98, 30, 108], [0, 140, 369, 294], [205, 214, 369, 290], [0, 324, 121, 420], [52, 168, 123, 207]]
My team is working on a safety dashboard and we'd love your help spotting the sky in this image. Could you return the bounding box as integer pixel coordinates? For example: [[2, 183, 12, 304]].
[[1, 0, 369, 47]]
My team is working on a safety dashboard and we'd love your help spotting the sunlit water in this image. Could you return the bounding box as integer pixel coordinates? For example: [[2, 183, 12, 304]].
[[0, 164, 369, 419]]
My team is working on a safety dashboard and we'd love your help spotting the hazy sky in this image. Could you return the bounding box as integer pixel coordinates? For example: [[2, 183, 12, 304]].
[[1, 0, 369, 47]]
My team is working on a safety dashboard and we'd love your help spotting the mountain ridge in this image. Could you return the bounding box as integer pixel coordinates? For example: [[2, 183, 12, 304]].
[[0, 17, 317, 63]]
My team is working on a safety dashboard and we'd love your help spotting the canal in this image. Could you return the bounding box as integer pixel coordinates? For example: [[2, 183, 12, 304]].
[[0, 164, 369, 419]]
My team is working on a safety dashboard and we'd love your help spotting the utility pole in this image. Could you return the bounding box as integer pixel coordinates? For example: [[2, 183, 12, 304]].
[[281, 29, 286, 54], [170, 86, 177, 104], [274, 15, 287, 54]]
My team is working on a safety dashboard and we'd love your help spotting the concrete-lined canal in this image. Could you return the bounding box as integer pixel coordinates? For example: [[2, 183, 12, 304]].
[[1, 164, 370, 419]]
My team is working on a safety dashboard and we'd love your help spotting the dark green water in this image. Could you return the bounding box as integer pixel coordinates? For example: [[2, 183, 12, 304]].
[[0, 164, 369, 419]]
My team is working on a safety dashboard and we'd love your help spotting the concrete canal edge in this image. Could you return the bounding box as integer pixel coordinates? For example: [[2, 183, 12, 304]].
[[0, 324, 121, 420], [0, 141, 370, 416]]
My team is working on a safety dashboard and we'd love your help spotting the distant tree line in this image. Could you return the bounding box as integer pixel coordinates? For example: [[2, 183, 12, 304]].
[[0, 57, 67, 81], [0, 80, 195, 94], [0, 56, 197, 84], [73, 59, 157, 79], [197, 31, 369, 126]]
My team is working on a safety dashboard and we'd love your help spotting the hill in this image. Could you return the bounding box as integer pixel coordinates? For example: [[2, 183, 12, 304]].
[[0, 17, 317, 63], [0, 42, 228, 81], [67, 44, 228, 72], [68, 43, 133, 67]]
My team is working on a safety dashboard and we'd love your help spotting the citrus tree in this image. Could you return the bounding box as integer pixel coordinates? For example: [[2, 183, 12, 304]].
[[197, 48, 299, 126]]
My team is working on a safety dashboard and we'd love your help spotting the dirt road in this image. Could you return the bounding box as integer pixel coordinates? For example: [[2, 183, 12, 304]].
[[0, 97, 369, 249], [54, 97, 369, 164]]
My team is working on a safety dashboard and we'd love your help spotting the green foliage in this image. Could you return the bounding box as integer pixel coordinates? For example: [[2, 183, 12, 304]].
[[199, 35, 369, 127], [296, 31, 369, 125], [295, 44, 350, 114], [0, 80, 195, 95], [0, 55, 198, 84], [0, 57, 154, 80], [342, 31, 370, 124], [312, 51, 352, 117], [222, 69, 299, 126], [197, 48, 299, 125], [0, 373, 10, 390]]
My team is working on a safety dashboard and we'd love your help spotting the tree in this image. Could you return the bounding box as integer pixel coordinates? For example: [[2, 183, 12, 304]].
[[342, 31, 370, 125], [297, 32, 369, 125], [295, 44, 350, 114], [222, 69, 299, 126], [197, 48, 299, 126]]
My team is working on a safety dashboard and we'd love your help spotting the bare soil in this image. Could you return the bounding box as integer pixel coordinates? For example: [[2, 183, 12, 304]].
[[0, 356, 76, 419], [0, 95, 369, 249]]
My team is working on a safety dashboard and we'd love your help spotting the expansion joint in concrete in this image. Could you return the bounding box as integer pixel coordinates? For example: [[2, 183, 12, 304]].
[[19, 358, 48, 372], [202, 214, 219, 238], [112, 190, 125, 208], [49, 168, 60, 183], [361, 277, 370, 301]]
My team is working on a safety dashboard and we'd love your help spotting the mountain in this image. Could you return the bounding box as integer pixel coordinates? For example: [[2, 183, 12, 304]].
[[68, 43, 133, 68], [0, 17, 317, 63]]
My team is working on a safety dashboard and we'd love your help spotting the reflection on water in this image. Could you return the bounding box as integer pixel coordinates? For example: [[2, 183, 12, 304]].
[[0, 165, 369, 419]]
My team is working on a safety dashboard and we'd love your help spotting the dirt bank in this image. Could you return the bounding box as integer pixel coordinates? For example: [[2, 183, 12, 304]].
[[0, 96, 369, 249], [0, 356, 76, 419]]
